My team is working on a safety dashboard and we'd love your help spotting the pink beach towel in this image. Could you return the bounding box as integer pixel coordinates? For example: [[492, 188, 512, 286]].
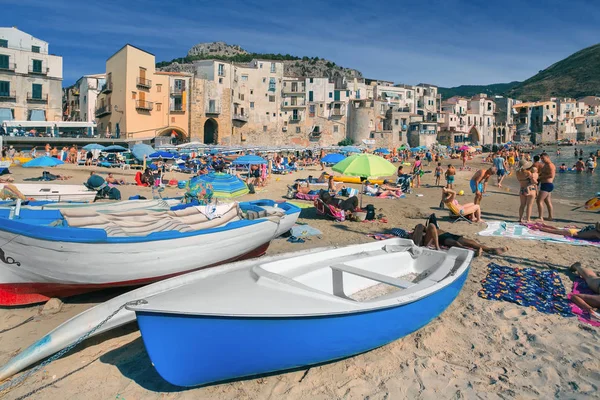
[[569, 279, 600, 327]]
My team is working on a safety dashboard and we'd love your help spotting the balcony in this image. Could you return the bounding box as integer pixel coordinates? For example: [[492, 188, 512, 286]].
[[26, 93, 48, 103], [170, 87, 184, 95], [0, 91, 16, 102], [331, 107, 346, 117], [0, 63, 16, 72], [217, 69, 226, 77], [282, 88, 305, 96], [135, 100, 153, 111], [232, 113, 248, 122], [101, 82, 113, 94], [289, 115, 302, 123], [170, 106, 185, 114], [136, 77, 152, 89], [28, 65, 49, 75], [281, 100, 306, 108], [95, 105, 112, 117], [205, 104, 221, 114]]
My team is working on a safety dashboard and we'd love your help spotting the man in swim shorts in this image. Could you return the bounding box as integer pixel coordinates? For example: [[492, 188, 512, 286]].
[[536, 152, 556, 221], [470, 167, 496, 205]]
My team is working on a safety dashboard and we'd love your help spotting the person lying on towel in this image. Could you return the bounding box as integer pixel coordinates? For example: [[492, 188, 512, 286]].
[[528, 222, 600, 242], [569, 262, 600, 322], [106, 173, 126, 185], [320, 190, 359, 217], [364, 181, 402, 199]]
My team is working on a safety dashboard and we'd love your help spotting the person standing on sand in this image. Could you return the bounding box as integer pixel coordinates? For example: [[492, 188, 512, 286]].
[[536, 152, 556, 221], [412, 156, 423, 188], [493, 152, 508, 187], [516, 160, 538, 223], [461, 150, 467, 169], [445, 164, 456, 189], [434, 162, 443, 186], [470, 167, 496, 205]]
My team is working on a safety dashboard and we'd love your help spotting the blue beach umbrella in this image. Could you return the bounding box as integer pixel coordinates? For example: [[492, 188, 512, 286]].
[[22, 156, 64, 168], [375, 148, 390, 154], [149, 151, 175, 160], [322, 153, 346, 164], [132, 144, 155, 161], [232, 155, 267, 165], [410, 147, 421, 153], [104, 145, 128, 152], [83, 143, 105, 151], [341, 146, 360, 153], [193, 172, 249, 198]]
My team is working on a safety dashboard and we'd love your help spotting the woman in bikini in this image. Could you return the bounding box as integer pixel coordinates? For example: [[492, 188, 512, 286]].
[[569, 262, 600, 322], [516, 159, 538, 223], [529, 222, 600, 241], [441, 187, 483, 222]]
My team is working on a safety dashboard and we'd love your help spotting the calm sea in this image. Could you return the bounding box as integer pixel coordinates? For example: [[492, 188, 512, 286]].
[[506, 145, 600, 202]]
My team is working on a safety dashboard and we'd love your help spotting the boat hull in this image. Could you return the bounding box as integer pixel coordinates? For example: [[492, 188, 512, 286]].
[[0, 183, 96, 202], [135, 265, 469, 387]]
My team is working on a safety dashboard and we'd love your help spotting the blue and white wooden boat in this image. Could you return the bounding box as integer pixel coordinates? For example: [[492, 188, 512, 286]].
[[126, 239, 473, 387], [0, 200, 299, 306]]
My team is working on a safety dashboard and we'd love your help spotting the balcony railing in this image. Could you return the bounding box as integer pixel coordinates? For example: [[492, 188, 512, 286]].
[[171, 87, 184, 95], [136, 77, 152, 89], [331, 108, 345, 117], [217, 69, 226, 77], [232, 113, 248, 122], [135, 100, 153, 111], [281, 100, 306, 108], [205, 104, 221, 114], [28, 65, 49, 75], [101, 82, 113, 93], [0, 91, 16, 102], [289, 115, 302, 123], [0, 63, 16, 72], [282, 88, 305, 95], [26, 93, 48, 103], [170, 106, 185, 114], [95, 105, 112, 117]]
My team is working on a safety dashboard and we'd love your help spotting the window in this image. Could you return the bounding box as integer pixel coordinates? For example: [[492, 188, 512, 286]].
[[241, 75, 248, 81], [309, 105, 315, 117], [250, 89, 253, 95], [269, 95, 275, 102], [157, 84, 162, 93], [268, 77, 276, 92], [174, 97, 182, 110], [309, 78, 313, 83], [31, 83, 42, 99], [240, 94, 244, 101], [218, 64, 225, 76], [132, 92, 136, 99], [156, 103, 162, 111], [0, 39, 7, 48], [83, 95, 86, 102], [369, 132, 375, 139], [262, 78, 266, 83], [308, 91, 313, 102], [32, 45, 40, 53], [328, 92, 332, 98], [263, 125, 267, 132], [219, 78, 223, 84], [0, 55, 8, 70], [250, 102, 255, 109], [171, 117, 175, 123], [259, 63, 263, 68], [266, 112, 269, 115], [270, 63, 276, 73], [296, 127, 301, 133], [334, 125, 339, 133], [273, 113, 276, 117], [395, 119, 399, 126], [346, 90, 350, 97], [0, 80, 9, 96], [32, 59, 42, 73]]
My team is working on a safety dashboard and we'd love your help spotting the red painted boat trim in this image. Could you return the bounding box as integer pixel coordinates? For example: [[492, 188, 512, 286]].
[[0, 243, 270, 307]]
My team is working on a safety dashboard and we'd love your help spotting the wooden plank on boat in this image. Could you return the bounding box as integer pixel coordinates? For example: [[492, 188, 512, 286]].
[[331, 264, 415, 289]]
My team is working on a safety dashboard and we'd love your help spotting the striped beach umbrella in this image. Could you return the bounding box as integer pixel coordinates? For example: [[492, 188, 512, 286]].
[[194, 172, 249, 199]]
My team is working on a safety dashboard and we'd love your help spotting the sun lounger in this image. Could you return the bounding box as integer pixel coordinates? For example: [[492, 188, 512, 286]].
[[314, 198, 345, 222], [445, 201, 473, 224]]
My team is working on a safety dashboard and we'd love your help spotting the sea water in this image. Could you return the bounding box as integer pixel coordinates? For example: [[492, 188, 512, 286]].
[[504, 145, 600, 203]]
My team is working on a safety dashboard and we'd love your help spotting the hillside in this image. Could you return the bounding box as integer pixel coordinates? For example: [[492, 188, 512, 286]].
[[438, 82, 520, 99], [157, 42, 363, 79], [506, 43, 600, 100]]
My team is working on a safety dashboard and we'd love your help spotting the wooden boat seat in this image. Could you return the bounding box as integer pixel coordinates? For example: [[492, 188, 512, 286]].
[[330, 264, 415, 289]]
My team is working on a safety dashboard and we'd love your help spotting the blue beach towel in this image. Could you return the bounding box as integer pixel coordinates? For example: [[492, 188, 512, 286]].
[[478, 263, 573, 317]]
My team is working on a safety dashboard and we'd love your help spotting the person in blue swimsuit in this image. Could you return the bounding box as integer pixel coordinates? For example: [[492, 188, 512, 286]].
[[469, 167, 496, 205], [537, 152, 556, 221]]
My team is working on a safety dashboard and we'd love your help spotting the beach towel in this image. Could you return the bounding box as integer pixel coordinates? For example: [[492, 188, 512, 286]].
[[290, 224, 322, 238], [478, 263, 573, 317], [568, 279, 600, 327], [367, 233, 395, 240], [287, 200, 314, 209], [295, 192, 320, 201], [479, 221, 600, 247]]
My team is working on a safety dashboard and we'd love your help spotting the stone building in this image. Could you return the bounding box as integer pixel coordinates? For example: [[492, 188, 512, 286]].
[[0, 27, 62, 128], [63, 73, 106, 123]]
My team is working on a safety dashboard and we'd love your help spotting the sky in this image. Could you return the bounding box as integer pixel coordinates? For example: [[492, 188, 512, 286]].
[[5, 0, 600, 87]]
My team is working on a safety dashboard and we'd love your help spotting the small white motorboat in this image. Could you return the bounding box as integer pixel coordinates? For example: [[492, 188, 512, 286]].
[[0, 183, 97, 202]]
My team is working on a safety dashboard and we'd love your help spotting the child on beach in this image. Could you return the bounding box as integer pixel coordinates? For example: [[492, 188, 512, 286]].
[[445, 164, 456, 189], [434, 163, 443, 186]]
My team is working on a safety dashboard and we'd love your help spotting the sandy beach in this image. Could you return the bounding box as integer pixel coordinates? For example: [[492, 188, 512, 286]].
[[1, 156, 599, 400]]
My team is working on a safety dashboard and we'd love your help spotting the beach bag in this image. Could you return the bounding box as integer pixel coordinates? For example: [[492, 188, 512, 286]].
[[365, 204, 376, 220], [248, 183, 256, 194], [108, 187, 121, 200]]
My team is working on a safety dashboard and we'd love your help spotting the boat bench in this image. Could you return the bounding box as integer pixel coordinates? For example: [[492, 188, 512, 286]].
[[331, 263, 415, 298]]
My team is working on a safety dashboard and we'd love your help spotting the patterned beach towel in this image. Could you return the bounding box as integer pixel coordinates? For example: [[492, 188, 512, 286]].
[[568, 279, 600, 327], [478, 263, 574, 317], [478, 221, 600, 247]]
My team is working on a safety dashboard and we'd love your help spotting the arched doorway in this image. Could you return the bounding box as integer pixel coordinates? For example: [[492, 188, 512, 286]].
[[157, 127, 187, 145], [501, 128, 506, 143], [204, 119, 218, 144], [493, 128, 497, 143], [468, 127, 480, 144]]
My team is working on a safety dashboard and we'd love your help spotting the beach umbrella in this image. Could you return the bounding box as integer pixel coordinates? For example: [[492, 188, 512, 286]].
[[104, 145, 128, 153], [398, 144, 408, 150], [22, 156, 64, 168], [193, 172, 249, 199], [341, 146, 360, 153], [232, 155, 267, 165], [321, 153, 346, 164], [410, 147, 421, 153], [332, 154, 397, 207], [458, 145, 470, 151], [375, 148, 390, 154], [83, 143, 105, 151], [131, 144, 155, 162], [149, 151, 175, 160]]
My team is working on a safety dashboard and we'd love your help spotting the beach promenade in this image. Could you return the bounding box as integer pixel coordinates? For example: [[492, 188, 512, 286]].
[[0, 154, 598, 399]]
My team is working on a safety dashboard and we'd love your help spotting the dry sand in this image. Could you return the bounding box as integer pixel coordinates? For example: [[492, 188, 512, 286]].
[[0, 157, 599, 399]]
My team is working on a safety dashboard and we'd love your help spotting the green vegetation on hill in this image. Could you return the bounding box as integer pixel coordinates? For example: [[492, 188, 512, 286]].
[[506, 43, 600, 100], [156, 53, 308, 68], [438, 82, 520, 99]]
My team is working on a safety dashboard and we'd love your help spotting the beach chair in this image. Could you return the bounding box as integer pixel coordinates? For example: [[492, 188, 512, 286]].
[[445, 201, 473, 224], [314, 198, 345, 222]]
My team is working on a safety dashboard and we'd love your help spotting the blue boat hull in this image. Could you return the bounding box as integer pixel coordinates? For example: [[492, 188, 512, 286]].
[[135, 266, 470, 387]]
